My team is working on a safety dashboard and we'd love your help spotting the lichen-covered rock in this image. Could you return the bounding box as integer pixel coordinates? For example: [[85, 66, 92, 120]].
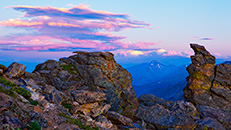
[[94, 115, 114, 130], [134, 94, 197, 129], [197, 105, 231, 129], [195, 117, 225, 130], [184, 44, 231, 108], [0, 51, 141, 129], [211, 63, 231, 105], [0, 93, 30, 129], [0, 64, 8, 72], [71, 102, 111, 118], [71, 90, 106, 104], [32, 51, 139, 117], [138, 94, 172, 108], [6, 62, 26, 78], [0, 69, 3, 76], [183, 43, 231, 129], [105, 111, 134, 127], [69, 52, 138, 117], [45, 90, 64, 104]]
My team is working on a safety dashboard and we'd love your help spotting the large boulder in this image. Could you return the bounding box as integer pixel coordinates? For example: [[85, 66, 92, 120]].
[[0, 64, 8, 75], [94, 115, 114, 130], [196, 105, 231, 129], [0, 64, 8, 72], [105, 111, 133, 127], [134, 94, 197, 129], [6, 62, 26, 78], [32, 51, 139, 117]]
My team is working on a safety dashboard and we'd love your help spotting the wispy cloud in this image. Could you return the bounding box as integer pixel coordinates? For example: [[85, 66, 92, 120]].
[[192, 36, 214, 41], [162, 50, 193, 57], [200, 38, 214, 40], [0, 5, 193, 58], [0, 5, 156, 53]]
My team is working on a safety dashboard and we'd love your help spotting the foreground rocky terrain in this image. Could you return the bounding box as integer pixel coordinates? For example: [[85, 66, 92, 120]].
[[0, 44, 230, 130]]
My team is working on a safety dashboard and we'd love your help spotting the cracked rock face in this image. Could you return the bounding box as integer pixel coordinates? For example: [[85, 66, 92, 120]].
[[183, 44, 231, 129], [184, 44, 231, 108], [32, 51, 139, 117]]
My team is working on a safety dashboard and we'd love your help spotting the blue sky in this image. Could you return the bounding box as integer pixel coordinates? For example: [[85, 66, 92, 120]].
[[0, 0, 231, 71]]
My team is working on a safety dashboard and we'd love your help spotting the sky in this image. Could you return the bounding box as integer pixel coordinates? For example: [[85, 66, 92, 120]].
[[0, 0, 231, 71]]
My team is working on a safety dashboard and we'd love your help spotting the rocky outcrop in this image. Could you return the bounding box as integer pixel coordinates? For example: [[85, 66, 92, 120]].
[[184, 44, 231, 108], [31, 51, 138, 117], [134, 94, 197, 129], [0, 51, 139, 129], [105, 111, 134, 127], [1, 44, 231, 130], [0, 64, 8, 76], [183, 43, 231, 129], [6, 62, 26, 78], [134, 44, 231, 130]]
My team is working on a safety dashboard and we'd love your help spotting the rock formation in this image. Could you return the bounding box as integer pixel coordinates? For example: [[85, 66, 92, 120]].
[[184, 44, 231, 108], [134, 44, 231, 130], [0, 44, 231, 130], [0, 52, 139, 130]]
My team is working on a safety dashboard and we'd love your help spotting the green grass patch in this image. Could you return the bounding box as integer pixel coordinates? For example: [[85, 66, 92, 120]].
[[28, 121, 41, 130], [60, 64, 79, 75], [0, 86, 17, 98], [30, 100, 39, 106], [0, 76, 31, 99], [12, 86, 31, 99], [0, 76, 17, 87], [58, 113, 99, 130], [0, 64, 7, 69], [61, 102, 72, 111]]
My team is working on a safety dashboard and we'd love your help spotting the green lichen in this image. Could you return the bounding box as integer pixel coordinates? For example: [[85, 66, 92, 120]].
[[0, 76, 31, 99], [28, 121, 41, 130], [60, 64, 79, 75], [30, 100, 39, 106], [0, 64, 6, 69], [0, 86, 17, 98], [0, 76, 17, 87], [61, 102, 72, 111], [58, 113, 99, 130]]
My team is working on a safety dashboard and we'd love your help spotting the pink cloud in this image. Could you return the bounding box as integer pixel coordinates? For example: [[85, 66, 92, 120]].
[[162, 50, 193, 57], [192, 36, 214, 41], [0, 5, 159, 56], [200, 38, 214, 40]]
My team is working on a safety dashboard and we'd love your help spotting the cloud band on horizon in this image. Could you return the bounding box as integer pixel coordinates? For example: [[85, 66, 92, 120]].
[[0, 4, 194, 58], [0, 5, 158, 52]]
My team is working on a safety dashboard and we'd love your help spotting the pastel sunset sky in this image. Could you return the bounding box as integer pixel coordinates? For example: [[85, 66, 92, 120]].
[[0, 0, 231, 71]]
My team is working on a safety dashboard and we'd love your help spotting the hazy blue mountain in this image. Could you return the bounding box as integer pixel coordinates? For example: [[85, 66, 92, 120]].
[[223, 61, 231, 65], [144, 65, 188, 100], [127, 60, 176, 85], [128, 60, 188, 100]]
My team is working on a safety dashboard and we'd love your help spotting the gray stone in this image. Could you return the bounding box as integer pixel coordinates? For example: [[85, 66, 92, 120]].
[[6, 62, 26, 78], [71, 90, 106, 104]]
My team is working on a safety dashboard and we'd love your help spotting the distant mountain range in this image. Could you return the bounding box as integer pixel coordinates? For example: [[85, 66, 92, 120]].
[[223, 61, 231, 65], [127, 60, 188, 100], [127, 60, 176, 85]]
